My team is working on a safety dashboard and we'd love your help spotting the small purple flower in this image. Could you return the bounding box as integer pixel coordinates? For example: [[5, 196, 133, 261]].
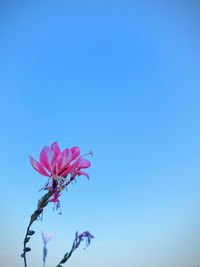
[[72, 231, 94, 251], [42, 231, 54, 246], [41, 231, 54, 267]]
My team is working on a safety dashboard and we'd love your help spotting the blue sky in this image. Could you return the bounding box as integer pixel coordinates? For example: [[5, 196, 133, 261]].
[[0, 2, 200, 267]]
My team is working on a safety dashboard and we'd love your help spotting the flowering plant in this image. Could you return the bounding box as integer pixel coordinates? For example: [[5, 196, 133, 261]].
[[21, 142, 94, 267]]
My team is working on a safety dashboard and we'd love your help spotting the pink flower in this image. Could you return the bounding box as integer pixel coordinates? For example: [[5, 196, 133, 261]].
[[29, 142, 92, 203], [30, 142, 91, 179]]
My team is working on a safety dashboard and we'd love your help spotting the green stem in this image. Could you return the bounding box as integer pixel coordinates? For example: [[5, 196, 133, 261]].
[[22, 190, 54, 267]]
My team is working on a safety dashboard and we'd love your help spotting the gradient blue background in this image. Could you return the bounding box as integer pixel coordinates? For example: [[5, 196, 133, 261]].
[[0, 2, 200, 267]]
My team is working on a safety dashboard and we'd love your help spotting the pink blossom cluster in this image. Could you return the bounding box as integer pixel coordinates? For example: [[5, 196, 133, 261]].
[[29, 142, 91, 205]]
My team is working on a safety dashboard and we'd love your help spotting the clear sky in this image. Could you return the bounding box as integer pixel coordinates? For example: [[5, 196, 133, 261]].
[[0, 2, 200, 267]]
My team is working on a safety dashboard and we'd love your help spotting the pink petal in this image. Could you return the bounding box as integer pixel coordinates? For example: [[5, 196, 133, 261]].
[[76, 158, 91, 169], [51, 142, 61, 157], [29, 156, 50, 177], [70, 146, 80, 161], [76, 170, 89, 179], [60, 164, 74, 177], [39, 146, 57, 174], [65, 158, 90, 179], [56, 148, 72, 174]]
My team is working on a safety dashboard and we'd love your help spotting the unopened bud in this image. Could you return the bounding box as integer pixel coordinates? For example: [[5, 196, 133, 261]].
[[25, 237, 30, 243], [27, 230, 35, 235], [24, 247, 31, 252]]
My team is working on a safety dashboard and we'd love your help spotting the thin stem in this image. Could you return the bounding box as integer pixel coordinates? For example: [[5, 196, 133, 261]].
[[22, 190, 54, 267], [23, 222, 32, 267], [55, 248, 73, 267]]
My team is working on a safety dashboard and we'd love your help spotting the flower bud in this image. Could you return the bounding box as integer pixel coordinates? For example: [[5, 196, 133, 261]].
[[27, 230, 35, 235], [24, 247, 31, 252], [25, 237, 30, 243]]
